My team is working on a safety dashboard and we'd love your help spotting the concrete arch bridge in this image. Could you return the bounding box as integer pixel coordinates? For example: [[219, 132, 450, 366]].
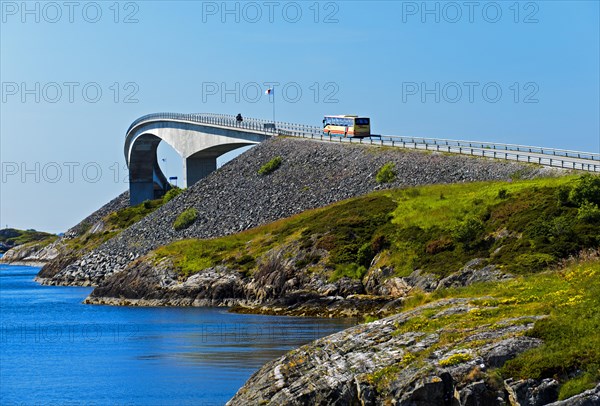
[[125, 113, 304, 205]]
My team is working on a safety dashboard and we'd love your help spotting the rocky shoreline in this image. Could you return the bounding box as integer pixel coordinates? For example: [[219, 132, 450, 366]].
[[226, 295, 600, 405]]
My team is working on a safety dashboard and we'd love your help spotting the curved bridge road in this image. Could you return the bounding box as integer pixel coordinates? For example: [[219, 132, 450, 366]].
[[125, 113, 599, 205]]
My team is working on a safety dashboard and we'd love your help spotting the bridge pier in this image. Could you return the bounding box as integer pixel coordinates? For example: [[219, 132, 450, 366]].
[[129, 181, 156, 206], [184, 156, 217, 187]]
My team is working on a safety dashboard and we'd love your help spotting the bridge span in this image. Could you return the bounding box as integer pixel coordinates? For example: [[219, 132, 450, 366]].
[[125, 113, 600, 206]]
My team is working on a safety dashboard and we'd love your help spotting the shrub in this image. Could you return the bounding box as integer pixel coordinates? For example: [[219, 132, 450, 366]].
[[558, 372, 599, 400], [510, 169, 527, 181], [173, 208, 198, 231], [497, 188, 509, 199], [425, 237, 454, 254], [258, 156, 282, 175], [513, 253, 555, 272], [569, 174, 600, 207], [556, 185, 572, 206], [577, 202, 600, 222], [439, 353, 472, 367], [105, 198, 163, 230], [232, 254, 256, 272], [376, 162, 396, 184], [330, 263, 367, 282], [452, 217, 484, 246], [357, 242, 374, 268], [295, 252, 321, 269], [163, 187, 183, 203]]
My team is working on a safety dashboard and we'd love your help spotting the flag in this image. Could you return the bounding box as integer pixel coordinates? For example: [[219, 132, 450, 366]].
[[265, 88, 273, 95]]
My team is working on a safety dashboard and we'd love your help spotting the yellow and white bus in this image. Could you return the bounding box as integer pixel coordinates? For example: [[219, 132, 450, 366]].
[[323, 115, 371, 138]]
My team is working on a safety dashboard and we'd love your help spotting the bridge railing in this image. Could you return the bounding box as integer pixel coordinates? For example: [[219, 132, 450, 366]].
[[127, 112, 288, 135], [126, 113, 600, 172], [370, 136, 599, 161], [298, 133, 600, 172]]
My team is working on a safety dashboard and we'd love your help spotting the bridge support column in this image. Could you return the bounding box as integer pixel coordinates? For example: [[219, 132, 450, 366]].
[[184, 156, 217, 187], [129, 181, 155, 206]]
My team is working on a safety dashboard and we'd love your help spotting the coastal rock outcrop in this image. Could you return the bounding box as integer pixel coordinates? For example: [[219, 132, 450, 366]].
[[226, 298, 545, 405], [0, 240, 60, 266]]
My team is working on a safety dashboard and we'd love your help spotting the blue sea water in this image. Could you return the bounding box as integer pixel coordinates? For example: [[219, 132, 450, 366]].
[[0, 263, 355, 405]]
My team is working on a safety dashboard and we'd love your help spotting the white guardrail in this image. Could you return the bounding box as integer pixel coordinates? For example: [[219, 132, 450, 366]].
[[127, 113, 600, 173]]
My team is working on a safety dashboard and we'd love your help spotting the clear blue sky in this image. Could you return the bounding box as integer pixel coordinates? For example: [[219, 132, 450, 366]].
[[1, 1, 599, 233]]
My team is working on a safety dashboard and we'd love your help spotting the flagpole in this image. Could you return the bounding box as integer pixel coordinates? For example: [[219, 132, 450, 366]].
[[272, 85, 275, 125]]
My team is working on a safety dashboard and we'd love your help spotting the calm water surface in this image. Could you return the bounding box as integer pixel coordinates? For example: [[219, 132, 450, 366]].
[[0, 263, 355, 405]]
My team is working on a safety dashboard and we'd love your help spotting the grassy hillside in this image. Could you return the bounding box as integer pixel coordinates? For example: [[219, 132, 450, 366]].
[[155, 174, 599, 280]]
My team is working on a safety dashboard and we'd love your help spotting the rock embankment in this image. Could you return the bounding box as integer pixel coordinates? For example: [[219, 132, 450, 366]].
[[63, 191, 130, 238], [226, 298, 598, 405], [33, 191, 130, 281], [43, 137, 553, 286]]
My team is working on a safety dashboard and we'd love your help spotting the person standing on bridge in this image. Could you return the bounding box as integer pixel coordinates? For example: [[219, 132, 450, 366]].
[[236, 113, 243, 123]]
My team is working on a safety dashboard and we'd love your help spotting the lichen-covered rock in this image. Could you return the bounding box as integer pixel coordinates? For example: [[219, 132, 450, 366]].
[[506, 378, 560, 406], [364, 266, 411, 297], [437, 258, 513, 291], [226, 298, 543, 405]]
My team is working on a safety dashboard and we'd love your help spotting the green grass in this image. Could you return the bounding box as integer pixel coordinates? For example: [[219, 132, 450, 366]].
[[155, 237, 245, 277], [376, 162, 397, 183], [106, 199, 165, 230], [258, 156, 282, 175], [383, 175, 599, 277], [154, 193, 396, 277], [173, 207, 199, 231], [500, 255, 600, 398], [162, 187, 184, 203], [150, 174, 600, 284]]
